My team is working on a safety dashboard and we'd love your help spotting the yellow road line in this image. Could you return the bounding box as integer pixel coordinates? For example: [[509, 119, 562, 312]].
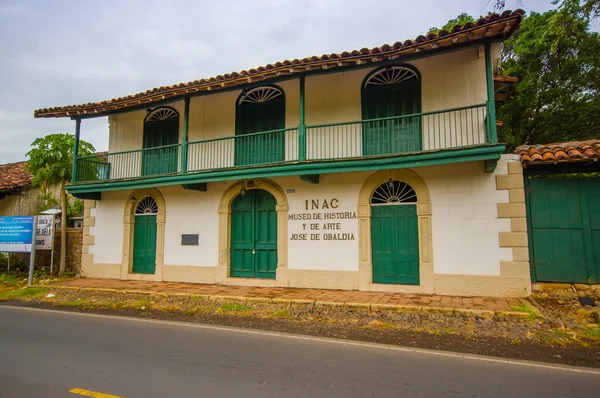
[[69, 388, 122, 398]]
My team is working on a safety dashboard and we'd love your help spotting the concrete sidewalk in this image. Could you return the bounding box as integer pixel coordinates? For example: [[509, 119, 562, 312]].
[[46, 278, 531, 315]]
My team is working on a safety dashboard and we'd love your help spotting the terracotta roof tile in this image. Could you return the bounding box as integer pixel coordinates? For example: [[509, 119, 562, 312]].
[[34, 10, 524, 119], [515, 140, 600, 165], [0, 161, 32, 192]]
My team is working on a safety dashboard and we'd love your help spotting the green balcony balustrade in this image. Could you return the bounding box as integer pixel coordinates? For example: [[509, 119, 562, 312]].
[[305, 104, 488, 160], [72, 104, 490, 184], [187, 128, 299, 171], [76, 144, 181, 183]]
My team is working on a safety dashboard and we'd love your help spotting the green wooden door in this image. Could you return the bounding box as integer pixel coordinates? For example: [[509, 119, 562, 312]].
[[371, 204, 420, 284], [529, 178, 600, 283], [132, 215, 157, 274], [142, 117, 179, 176], [230, 189, 278, 279], [362, 79, 421, 156], [235, 91, 285, 166]]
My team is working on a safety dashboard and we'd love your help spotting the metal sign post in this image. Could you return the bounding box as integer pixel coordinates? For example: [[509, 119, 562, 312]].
[[27, 216, 38, 287]]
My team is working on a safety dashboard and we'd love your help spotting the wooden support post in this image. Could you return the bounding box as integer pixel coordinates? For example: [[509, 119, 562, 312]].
[[71, 118, 81, 183], [181, 96, 190, 173], [298, 76, 306, 161], [484, 41, 497, 144]]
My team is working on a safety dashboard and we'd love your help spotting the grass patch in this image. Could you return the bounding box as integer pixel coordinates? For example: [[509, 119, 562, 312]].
[[62, 298, 89, 308], [581, 327, 600, 339], [533, 329, 573, 346], [271, 309, 290, 319], [219, 303, 253, 312], [512, 303, 542, 321], [0, 287, 47, 301]]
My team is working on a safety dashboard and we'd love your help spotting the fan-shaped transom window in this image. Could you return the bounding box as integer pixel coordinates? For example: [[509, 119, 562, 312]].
[[364, 66, 419, 88], [238, 86, 284, 105], [135, 196, 159, 215], [146, 107, 179, 122], [371, 180, 417, 205]]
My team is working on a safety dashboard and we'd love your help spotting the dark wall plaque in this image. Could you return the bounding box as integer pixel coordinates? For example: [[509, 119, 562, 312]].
[[181, 234, 199, 246]]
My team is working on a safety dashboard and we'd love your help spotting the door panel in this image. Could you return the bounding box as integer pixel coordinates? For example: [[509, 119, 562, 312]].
[[371, 205, 420, 285], [132, 215, 157, 274], [235, 99, 285, 166], [529, 178, 599, 283], [363, 80, 421, 156], [230, 190, 278, 279], [142, 119, 179, 176]]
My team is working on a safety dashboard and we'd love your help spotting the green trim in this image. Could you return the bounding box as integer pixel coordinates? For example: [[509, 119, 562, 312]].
[[66, 144, 505, 194], [181, 96, 190, 173], [300, 174, 319, 184], [72, 118, 81, 183], [298, 76, 306, 161], [69, 40, 505, 121], [484, 41, 497, 143]]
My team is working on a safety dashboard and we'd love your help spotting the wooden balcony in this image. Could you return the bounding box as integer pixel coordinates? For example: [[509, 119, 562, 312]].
[[73, 103, 500, 189]]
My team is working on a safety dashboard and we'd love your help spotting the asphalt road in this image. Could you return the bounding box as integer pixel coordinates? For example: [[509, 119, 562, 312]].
[[1, 306, 599, 398]]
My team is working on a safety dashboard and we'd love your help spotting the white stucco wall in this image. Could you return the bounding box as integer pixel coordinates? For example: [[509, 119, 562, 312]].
[[89, 190, 128, 264], [160, 185, 224, 267], [419, 158, 513, 276], [278, 173, 369, 272]]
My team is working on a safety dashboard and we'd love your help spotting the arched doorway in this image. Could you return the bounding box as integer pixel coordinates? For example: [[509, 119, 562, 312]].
[[230, 189, 278, 279], [361, 65, 422, 156], [143, 107, 179, 176], [132, 196, 158, 274], [370, 180, 420, 284], [235, 86, 285, 166]]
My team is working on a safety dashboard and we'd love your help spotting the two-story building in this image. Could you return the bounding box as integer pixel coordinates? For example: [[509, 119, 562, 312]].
[[34, 10, 531, 297]]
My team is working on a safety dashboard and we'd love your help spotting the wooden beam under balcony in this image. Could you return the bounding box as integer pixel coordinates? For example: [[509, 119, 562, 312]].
[[300, 174, 320, 184], [182, 183, 207, 192]]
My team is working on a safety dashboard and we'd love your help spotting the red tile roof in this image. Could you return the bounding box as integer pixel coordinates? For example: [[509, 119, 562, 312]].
[[516, 140, 600, 165], [34, 10, 524, 119], [0, 161, 32, 193]]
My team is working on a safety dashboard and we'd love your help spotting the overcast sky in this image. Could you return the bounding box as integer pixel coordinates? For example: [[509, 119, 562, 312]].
[[0, 0, 555, 164]]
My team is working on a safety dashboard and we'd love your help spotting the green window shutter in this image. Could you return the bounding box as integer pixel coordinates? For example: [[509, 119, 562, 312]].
[[235, 87, 285, 166], [362, 69, 422, 156], [143, 110, 179, 176]]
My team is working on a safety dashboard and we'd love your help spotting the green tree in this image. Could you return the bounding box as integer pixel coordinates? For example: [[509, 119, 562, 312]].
[[498, 9, 600, 147], [429, 13, 475, 34], [27, 133, 94, 275], [492, 0, 599, 19]]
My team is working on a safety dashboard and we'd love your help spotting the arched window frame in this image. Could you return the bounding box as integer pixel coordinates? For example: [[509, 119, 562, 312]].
[[370, 180, 418, 205], [234, 84, 286, 166], [135, 196, 159, 215], [360, 64, 423, 155], [144, 106, 180, 123], [362, 65, 421, 88]]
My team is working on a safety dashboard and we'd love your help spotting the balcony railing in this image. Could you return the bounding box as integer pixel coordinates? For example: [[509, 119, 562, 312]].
[[187, 127, 299, 171], [74, 104, 490, 184]]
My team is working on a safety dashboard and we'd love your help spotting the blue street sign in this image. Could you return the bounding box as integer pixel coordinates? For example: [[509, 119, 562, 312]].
[[0, 216, 35, 252]]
